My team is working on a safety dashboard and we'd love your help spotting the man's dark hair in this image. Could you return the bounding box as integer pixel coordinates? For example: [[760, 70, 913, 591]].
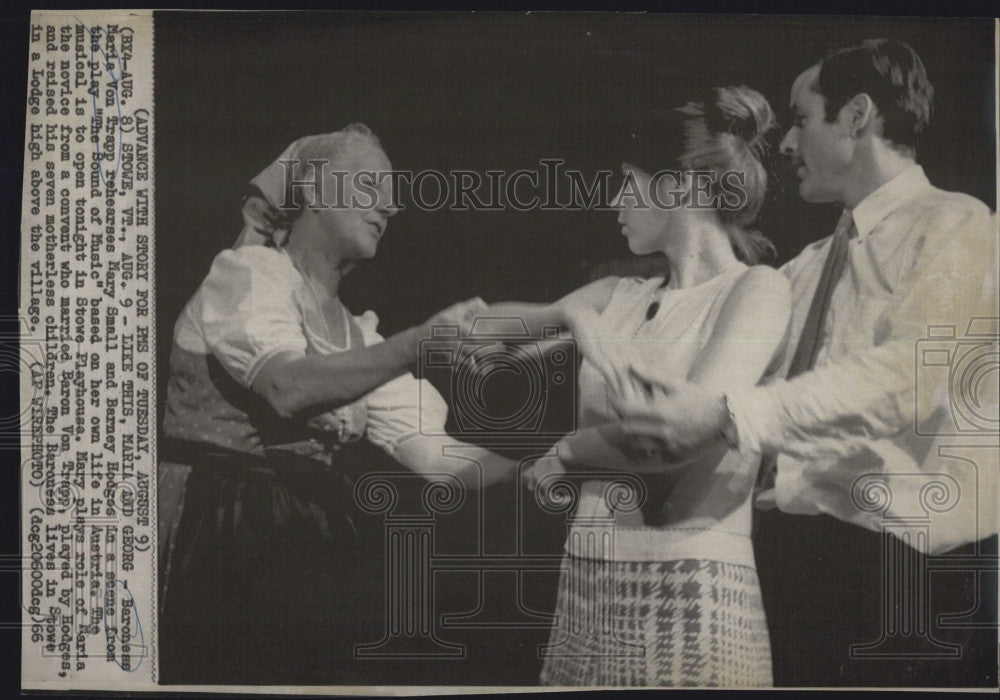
[[816, 39, 933, 150]]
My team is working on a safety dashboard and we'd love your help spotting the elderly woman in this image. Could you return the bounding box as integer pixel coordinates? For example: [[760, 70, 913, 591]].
[[157, 124, 515, 684]]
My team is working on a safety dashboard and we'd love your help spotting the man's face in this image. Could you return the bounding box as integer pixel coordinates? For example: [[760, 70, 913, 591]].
[[780, 65, 855, 204]]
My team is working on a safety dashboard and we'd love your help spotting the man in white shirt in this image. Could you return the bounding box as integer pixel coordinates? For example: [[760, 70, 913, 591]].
[[613, 39, 997, 686]]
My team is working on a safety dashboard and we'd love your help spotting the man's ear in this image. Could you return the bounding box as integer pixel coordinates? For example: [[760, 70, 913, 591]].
[[843, 93, 876, 137]]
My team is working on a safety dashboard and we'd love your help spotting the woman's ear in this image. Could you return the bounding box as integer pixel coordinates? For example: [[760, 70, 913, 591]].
[[677, 170, 720, 211], [653, 170, 688, 210]]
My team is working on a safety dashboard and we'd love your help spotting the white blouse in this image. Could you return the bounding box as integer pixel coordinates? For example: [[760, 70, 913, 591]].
[[566, 266, 763, 564], [171, 245, 449, 457]]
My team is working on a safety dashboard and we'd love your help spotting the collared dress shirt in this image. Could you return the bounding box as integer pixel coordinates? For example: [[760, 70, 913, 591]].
[[729, 166, 998, 554]]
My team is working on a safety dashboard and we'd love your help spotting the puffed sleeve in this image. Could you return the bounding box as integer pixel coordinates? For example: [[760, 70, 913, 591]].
[[197, 246, 307, 387], [354, 311, 451, 457]]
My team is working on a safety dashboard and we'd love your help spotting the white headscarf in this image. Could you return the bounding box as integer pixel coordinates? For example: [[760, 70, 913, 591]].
[[234, 125, 380, 248]]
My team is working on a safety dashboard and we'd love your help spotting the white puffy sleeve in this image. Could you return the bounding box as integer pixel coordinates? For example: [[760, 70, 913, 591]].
[[197, 246, 307, 387], [355, 311, 451, 457]]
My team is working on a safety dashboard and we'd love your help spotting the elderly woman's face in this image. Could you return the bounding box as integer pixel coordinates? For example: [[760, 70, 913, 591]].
[[310, 143, 398, 260]]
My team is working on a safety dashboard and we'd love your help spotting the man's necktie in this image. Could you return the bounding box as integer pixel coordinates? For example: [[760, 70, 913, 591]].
[[757, 209, 856, 489]]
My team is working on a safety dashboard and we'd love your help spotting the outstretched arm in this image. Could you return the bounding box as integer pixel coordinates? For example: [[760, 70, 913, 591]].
[[554, 421, 728, 475], [393, 437, 518, 490], [251, 298, 485, 418], [364, 371, 522, 491], [479, 276, 621, 338], [729, 206, 997, 460]]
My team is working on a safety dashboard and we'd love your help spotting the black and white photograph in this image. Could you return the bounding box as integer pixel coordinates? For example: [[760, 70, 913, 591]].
[[12, 9, 1000, 693]]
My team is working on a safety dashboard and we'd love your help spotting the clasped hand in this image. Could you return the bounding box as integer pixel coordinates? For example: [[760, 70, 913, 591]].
[[565, 306, 727, 463]]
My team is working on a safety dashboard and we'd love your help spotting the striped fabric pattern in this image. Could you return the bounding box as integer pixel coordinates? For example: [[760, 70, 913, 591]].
[[540, 556, 772, 687]]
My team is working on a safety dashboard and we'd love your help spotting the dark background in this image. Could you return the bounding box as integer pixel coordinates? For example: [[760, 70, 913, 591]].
[[153, 12, 996, 387], [150, 11, 997, 687]]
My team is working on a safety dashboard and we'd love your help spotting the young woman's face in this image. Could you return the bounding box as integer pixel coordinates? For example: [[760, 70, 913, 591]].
[[310, 143, 399, 260], [612, 163, 676, 255]]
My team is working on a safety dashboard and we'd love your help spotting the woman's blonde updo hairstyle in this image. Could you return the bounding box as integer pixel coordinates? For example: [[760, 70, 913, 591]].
[[623, 86, 778, 263]]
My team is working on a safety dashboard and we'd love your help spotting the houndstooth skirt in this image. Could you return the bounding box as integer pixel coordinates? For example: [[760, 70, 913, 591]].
[[539, 556, 773, 687]]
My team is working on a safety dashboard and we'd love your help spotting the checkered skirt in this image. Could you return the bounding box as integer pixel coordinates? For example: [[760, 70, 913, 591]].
[[539, 556, 773, 687]]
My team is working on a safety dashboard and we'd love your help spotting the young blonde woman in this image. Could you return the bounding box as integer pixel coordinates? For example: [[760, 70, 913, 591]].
[[491, 87, 791, 686]]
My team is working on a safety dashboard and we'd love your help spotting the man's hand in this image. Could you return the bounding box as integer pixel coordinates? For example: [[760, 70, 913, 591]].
[[609, 362, 729, 462]]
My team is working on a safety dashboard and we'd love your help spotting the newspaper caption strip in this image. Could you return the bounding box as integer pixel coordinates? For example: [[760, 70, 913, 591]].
[[20, 9, 156, 689]]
